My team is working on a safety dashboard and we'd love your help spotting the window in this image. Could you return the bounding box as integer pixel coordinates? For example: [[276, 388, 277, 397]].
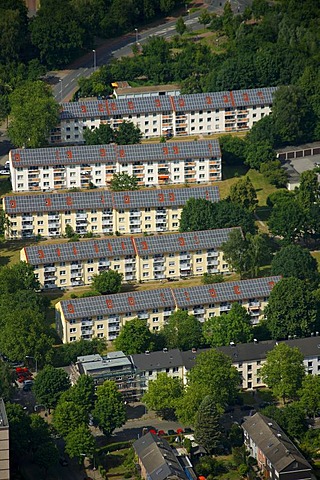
[[143, 272, 149, 277], [87, 267, 94, 272], [97, 324, 104, 329], [70, 328, 76, 333], [143, 264, 149, 269], [97, 333, 104, 338]]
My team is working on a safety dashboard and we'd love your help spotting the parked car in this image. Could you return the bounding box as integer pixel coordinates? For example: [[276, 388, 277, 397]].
[[23, 384, 32, 392], [158, 430, 166, 436], [176, 428, 184, 434], [168, 429, 175, 436], [23, 380, 33, 386]]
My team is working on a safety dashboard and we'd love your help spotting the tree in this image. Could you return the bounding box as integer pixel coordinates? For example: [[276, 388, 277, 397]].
[[272, 85, 314, 144], [271, 244, 319, 284], [65, 425, 96, 464], [260, 160, 288, 187], [265, 277, 317, 339], [180, 198, 216, 232], [5, 403, 31, 459], [194, 395, 222, 454], [33, 365, 71, 412], [261, 343, 305, 403], [198, 10, 212, 26], [268, 197, 306, 243], [202, 272, 224, 284], [30, 0, 85, 68], [65, 374, 95, 415], [0, 262, 40, 293], [176, 16, 187, 35], [163, 310, 204, 351], [84, 123, 114, 145], [213, 200, 256, 234], [30, 415, 59, 472], [218, 135, 246, 165], [142, 373, 183, 417], [244, 141, 276, 170], [0, 361, 15, 401], [53, 400, 87, 438], [176, 349, 240, 424], [203, 303, 253, 347], [296, 170, 320, 209], [298, 375, 320, 418], [262, 403, 308, 439], [221, 230, 271, 278], [229, 177, 258, 212], [33, 441, 59, 474], [91, 269, 122, 295], [110, 172, 139, 191], [92, 380, 126, 435], [114, 318, 155, 354], [115, 121, 142, 145], [8, 81, 59, 148]]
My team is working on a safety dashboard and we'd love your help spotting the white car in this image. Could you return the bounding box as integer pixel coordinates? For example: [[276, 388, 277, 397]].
[[0, 170, 10, 175]]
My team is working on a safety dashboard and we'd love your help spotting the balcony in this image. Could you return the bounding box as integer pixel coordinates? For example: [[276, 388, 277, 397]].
[[81, 329, 93, 336], [48, 215, 59, 221], [180, 254, 191, 261], [154, 257, 164, 264], [108, 315, 120, 322], [44, 275, 57, 281], [22, 223, 33, 228], [71, 264, 82, 270], [193, 307, 205, 314], [220, 304, 231, 312], [130, 228, 142, 234], [48, 230, 59, 236], [76, 213, 87, 219], [156, 227, 166, 232], [125, 258, 135, 264], [44, 266, 56, 273], [81, 321, 93, 327], [22, 215, 33, 221], [125, 274, 135, 281], [129, 212, 141, 218], [155, 273, 166, 279], [163, 310, 172, 317], [99, 261, 111, 268], [207, 260, 219, 266], [137, 312, 149, 320], [109, 326, 120, 333], [207, 251, 218, 257], [154, 265, 165, 272], [249, 302, 261, 309], [156, 219, 166, 224]]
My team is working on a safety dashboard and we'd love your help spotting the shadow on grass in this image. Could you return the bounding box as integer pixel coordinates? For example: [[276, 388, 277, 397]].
[[223, 164, 249, 180]]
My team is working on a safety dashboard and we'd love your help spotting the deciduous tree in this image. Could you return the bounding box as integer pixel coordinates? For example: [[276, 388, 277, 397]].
[[261, 343, 305, 403], [84, 123, 114, 145], [65, 425, 96, 464], [110, 172, 139, 191], [142, 373, 183, 417], [176, 17, 187, 35], [91, 269, 122, 295], [298, 375, 320, 418], [8, 81, 59, 148], [115, 120, 142, 145], [265, 277, 317, 339], [53, 401, 87, 438], [92, 380, 126, 436], [114, 318, 155, 354], [163, 310, 204, 351], [271, 244, 319, 284], [33, 365, 71, 412], [203, 303, 253, 347], [244, 141, 276, 170], [268, 197, 306, 243], [229, 177, 258, 212]]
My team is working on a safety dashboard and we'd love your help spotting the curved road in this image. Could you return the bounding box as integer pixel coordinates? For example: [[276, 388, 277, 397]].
[[52, 0, 252, 102]]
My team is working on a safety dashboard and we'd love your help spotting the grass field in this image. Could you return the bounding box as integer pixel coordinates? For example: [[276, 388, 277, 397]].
[[311, 251, 320, 271]]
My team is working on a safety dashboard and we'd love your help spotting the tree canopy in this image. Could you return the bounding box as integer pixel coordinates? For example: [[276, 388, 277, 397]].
[[91, 269, 122, 295], [229, 177, 258, 212], [163, 310, 204, 351], [194, 395, 222, 454], [33, 365, 71, 411], [271, 244, 319, 284], [203, 303, 253, 347], [92, 380, 126, 435], [109, 173, 139, 192], [142, 373, 183, 417], [261, 343, 305, 403], [265, 277, 318, 339], [8, 81, 59, 148], [114, 318, 155, 354]]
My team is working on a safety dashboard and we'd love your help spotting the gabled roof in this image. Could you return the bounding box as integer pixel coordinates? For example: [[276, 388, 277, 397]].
[[132, 349, 184, 371], [4, 185, 220, 214], [132, 228, 240, 256], [134, 432, 187, 480], [23, 236, 135, 264], [10, 139, 220, 168], [58, 276, 280, 320], [172, 276, 280, 308], [242, 413, 311, 473], [59, 87, 277, 120]]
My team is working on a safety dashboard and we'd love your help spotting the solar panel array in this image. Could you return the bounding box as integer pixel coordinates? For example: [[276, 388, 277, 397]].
[[4, 185, 220, 214], [60, 276, 281, 319], [60, 87, 278, 119], [173, 276, 281, 307], [4, 191, 113, 214], [61, 287, 175, 318], [133, 228, 240, 256], [25, 237, 135, 264], [10, 139, 221, 168]]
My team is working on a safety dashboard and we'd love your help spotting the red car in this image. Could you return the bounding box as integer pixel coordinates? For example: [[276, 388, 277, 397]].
[[158, 430, 166, 436], [16, 367, 29, 374], [176, 428, 184, 434]]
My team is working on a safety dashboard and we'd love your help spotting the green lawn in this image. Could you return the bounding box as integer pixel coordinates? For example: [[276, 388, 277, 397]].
[[311, 251, 320, 271]]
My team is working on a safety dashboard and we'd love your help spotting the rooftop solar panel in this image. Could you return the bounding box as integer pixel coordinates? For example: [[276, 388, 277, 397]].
[[60, 276, 281, 319], [59, 87, 278, 120], [4, 185, 220, 214], [24, 237, 135, 264], [133, 228, 240, 256], [10, 139, 220, 168]]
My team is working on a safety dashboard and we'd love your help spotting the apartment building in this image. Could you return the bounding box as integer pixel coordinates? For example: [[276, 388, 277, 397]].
[[51, 87, 277, 144], [77, 351, 139, 400], [9, 140, 221, 193], [55, 276, 280, 343], [21, 228, 238, 288], [3, 185, 219, 239], [113, 82, 181, 99], [0, 398, 9, 480], [243, 413, 312, 480]]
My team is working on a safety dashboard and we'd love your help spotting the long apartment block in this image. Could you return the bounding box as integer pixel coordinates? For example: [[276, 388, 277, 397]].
[[3, 185, 219, 239], [9, 139, 221, 193], [55, 276, 281, 343], [21, 228, 239, 288], [51, 87, 277, 144]]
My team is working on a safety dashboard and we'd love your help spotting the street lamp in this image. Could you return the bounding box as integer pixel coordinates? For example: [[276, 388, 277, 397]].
[[59, 78, 63, 103], [92, 49, 97, 71], [25, 355, 37, 373], [134, 28, 138, 43]]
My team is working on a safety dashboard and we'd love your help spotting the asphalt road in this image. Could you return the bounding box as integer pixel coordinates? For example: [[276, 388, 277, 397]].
[[52, 0, 252, 102]]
